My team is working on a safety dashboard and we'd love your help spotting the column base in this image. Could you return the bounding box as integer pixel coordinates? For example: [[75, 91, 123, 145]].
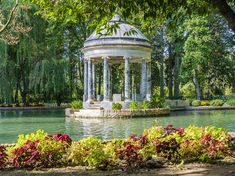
[[146, 94, 151, 101], [123, 100, 132, 109], [101, 100, 112, 110]]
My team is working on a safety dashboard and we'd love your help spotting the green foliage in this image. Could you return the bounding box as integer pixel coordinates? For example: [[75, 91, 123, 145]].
[[7, 130, 71, 168], [67, 137, 110, 167], [70, 100, 83, 109], [226, 99, 235, 106], [140, 101, 150, 110], [191, 100, 201, 106], [1, 125, 234, 170], [210, 99, 224, 106], [180, 83, 196, 98], [112, 103, 122, 110], [150, 95, 165, 108], [200, 100, 210, 106], [180, 125, 231, 161], [129, 101, 139, 110]]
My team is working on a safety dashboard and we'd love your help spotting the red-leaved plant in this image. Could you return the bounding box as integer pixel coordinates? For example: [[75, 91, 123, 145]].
[[0, 146, 7, 169], [12, 140, 40, 168]]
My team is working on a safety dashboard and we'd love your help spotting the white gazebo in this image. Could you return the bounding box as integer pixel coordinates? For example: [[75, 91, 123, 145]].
[[82, 14, 152, 110]]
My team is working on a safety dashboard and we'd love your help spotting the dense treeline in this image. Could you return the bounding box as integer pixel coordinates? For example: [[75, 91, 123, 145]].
[[0, 1, 234, 105]]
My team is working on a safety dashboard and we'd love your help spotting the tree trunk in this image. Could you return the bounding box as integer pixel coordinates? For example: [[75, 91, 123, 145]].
[[160, 28, 164, 97], [173, 55, 180, 98], [195, 77, 201, 100], [212, 0, 235, 32], [168, 43, 173, 99]]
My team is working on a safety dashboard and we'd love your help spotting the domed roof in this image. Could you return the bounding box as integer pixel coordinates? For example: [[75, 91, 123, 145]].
[[84, 14, 151, 48]]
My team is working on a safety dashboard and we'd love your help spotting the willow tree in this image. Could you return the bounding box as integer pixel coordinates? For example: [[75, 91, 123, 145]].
[[0, 0, 19, 33]]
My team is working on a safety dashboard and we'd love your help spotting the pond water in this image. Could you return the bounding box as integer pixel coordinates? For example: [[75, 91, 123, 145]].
[[0, 109, 235, 144]]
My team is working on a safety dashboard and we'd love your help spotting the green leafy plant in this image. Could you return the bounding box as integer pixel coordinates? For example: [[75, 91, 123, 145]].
[[200, 100, 210, 106], [129, 101, 139, 110], [8, 130, 71, 168], [140, 101, 150, 110], [210, 99, 224, 106], [191, 100, 201, 106], [226, 99, 235, 106], [112, 103, 122, 110], [67, 137, 110, 168], [150, 95, 165, 108], [70, 100, 83, 109]]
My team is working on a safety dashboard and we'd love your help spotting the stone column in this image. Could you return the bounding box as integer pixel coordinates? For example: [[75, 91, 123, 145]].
[[132, 73, 135, 101], [124, 56, 130, 101], [147, 61, 152, 101], [83, 60, 88, 101], [103, 57, 109, 101], [92, 63, 96, 100], [141, 58, 147, 100], [108, 65, 112, 100], [87, 59, 93, 101]]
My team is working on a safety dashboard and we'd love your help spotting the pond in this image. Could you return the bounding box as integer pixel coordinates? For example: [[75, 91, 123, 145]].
[[0, 109, 235, 144]]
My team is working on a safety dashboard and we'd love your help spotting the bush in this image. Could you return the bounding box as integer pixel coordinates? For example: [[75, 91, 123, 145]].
[[112, 103, 122, 110], [200, 101, 210, 106], [191, 100, 201, 106], [150, 95, 165, 108], [8, 130, 72, 168], [1, 126, 235, 170], [67, 137, 110, 167], [140, 101, 150, 109], [0, 146, 7, 169], [210, 99, 224, 106], [226, 99, 235, 106], [129, 101, 139, 110], [70, 100, 83, 109]]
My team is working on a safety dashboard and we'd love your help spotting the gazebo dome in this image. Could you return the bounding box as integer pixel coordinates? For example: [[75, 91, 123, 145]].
[[82, 14, 152, 60], [84, 14, 151, 48]]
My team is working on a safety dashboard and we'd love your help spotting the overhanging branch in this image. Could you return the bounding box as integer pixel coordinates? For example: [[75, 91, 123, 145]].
[[0, 0, 19, 34]]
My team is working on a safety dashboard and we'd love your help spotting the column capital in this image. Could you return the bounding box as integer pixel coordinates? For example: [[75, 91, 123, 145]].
[[102, 56, 110, 60], [123, 56, 130, 59]]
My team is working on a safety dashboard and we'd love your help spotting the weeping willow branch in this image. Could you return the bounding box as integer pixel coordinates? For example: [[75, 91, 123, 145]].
[[0, 0, 19, 34]]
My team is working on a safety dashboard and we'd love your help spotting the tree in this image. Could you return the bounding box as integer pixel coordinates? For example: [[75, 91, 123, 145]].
[[181, 14, 235, 99], [0, 0, 19, 34], [28, 0, 235, 32]]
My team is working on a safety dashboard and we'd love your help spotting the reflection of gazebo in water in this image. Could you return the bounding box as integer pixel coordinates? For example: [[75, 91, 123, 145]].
[[82, 14, 152, 110]]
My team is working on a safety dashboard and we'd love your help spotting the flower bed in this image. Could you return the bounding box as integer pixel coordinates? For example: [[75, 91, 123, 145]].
[[0, 125, 234, 171]]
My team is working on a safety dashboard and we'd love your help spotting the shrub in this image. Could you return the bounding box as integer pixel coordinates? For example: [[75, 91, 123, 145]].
[[140, 101, 150, 109], [191, 100, 201, 106], [210, 99, 224, 106], [150, 95, 165, 108], [200, 101, 210, 106], [0, 146, 7, 169], [8, 130, 72, 168], [70, 100, 83, 109], [112, 103, 122, 110], [180, 125, 231, 161], [226, 99, 235, 106], [129, 101, 139, 110], [67, 137, 110, 168]]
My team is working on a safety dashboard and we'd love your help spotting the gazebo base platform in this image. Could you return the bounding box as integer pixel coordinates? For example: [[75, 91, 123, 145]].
[[65, 108, 170, 118]]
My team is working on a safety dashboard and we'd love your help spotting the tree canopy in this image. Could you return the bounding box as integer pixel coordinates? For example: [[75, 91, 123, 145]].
[[28, 0, 235, 32]]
